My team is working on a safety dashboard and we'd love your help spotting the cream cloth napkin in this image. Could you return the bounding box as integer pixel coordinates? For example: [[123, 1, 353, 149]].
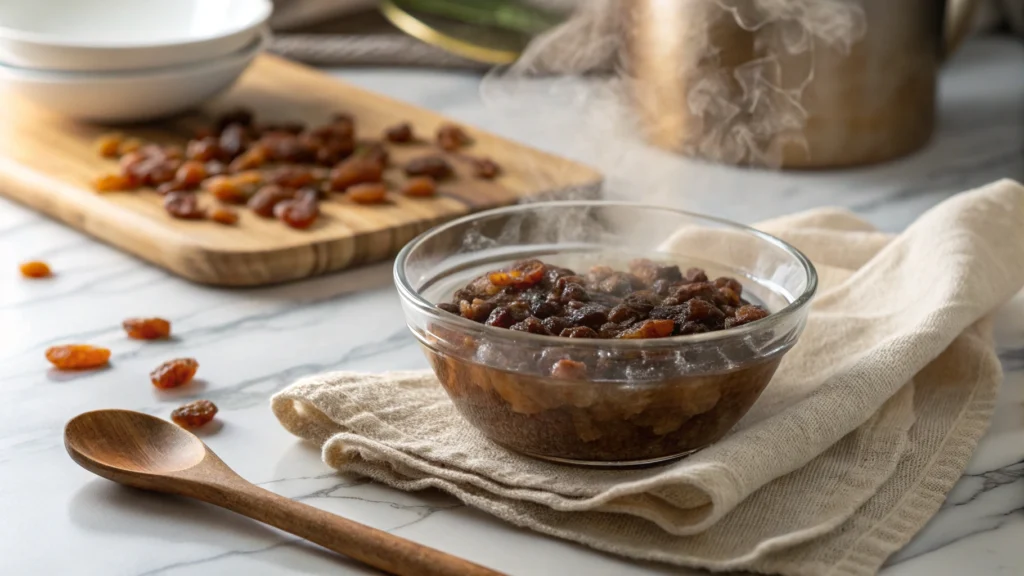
[[272, 179, 1024, 575]]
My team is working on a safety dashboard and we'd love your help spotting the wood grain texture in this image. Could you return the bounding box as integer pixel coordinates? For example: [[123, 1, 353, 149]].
[[0, 54, 602, 286], [65, 409, 505, 576]]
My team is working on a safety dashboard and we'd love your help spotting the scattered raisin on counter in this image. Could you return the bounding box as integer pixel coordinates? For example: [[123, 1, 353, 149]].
[[401, 176, 436, 197], [404, 156, 452, 179], [437, 124, 471, 151], [123, 318, 171, 340], [472, 157, 501, 179], [163, 192, 205, 220], [171, 399, 218, 429], [45, 345, 111, 370], [150, 358, 199, 389], [440, 258, 771, 340], [384, 122, 414, 143], [347, 182, 388, 204], [19, 260, 52, 278]]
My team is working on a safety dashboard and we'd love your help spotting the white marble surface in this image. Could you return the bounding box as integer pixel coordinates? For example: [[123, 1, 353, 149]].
[[1, 37, 1022, 575]]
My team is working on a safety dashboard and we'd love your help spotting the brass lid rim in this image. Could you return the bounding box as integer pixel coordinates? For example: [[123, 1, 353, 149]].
[[379, 0, 521, 65]]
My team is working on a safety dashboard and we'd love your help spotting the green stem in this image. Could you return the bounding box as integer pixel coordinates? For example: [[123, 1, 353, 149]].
[[392, 0, 563, 36]]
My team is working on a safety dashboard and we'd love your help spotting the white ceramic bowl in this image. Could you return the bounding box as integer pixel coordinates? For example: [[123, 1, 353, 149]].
[[0, 0, 272, 72], [0, 33, 266, 123]]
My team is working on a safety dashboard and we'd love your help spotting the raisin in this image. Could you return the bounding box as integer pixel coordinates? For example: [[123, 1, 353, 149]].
[[275, 192, 319, 229], [568, 305, 609, 329], [622, 291, 660, 314], [531, 299, 562, 319], [268, 166, 315, 189], [228, 146, 267, 172], [557, 282, 588, 303], [510, 317, 550, 335], [205, 160, 228, 177], [488, 260, 545, 288], [542, 316, 570, 335], [175, 161, 207, 186], [472, 157, 500, 179], [92, 173, 137, 192], [315, 140, 356, 166], [459, 299, 494, 322], [359, 142, 389, 167], [402, 176, 437, 197], [550, 359, 587, 380], [163, 192, 205, 220], [150, 358, 199, 389], [347, 182, 388, 204], [19, 261, 52, 278], [685, 267, 709, 283], [437, 302, 460, 314], [486, 307, 518, 329], [727, 305, 770, 327], [685, 298, 726, 324], [46, 345, 111, 370], [211, 207, 239, 226], [95, 133, 123, 158], [715, 276, 743, 294], [171, 399, 218, 429], [404, 156, 452, 179], [385, 122, 414, 143], [617, 319, 675, 339], [219, 123, 249, 159], [607, 304, 641, 324], [436, 124, 471, 151], [716, 286, 742, 307], [122, 317, 171, 340], [672, 282, 716, 303], [629, 259, 683, 285], [156, 180, 191, 195], [186, 137, 222, 162], [598, 272, 639, 296], [205, 176, 248, 204], [560, 326, 598, 338], [329, 157, 383, 191], [248, 185, 294, 217]]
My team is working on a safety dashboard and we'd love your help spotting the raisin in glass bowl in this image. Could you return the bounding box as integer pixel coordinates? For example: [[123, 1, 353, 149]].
[[395, 201, 817, 467]]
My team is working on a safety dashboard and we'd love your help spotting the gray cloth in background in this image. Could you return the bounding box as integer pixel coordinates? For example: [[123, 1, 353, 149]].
[[268, 0, 1024, 69]]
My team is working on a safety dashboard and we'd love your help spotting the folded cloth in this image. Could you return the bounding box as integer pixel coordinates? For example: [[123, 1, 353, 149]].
[[272, 179, 1024, 575]]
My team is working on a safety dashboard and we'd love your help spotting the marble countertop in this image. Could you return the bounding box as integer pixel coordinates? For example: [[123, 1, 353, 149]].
[[1, 37, 1022, 575]]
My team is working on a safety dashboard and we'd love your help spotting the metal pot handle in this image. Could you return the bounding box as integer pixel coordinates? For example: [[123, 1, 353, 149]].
[[945, 0, 982, 58]]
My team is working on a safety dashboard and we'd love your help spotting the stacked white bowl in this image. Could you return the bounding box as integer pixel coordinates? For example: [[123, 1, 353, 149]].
[[0, 0, 272, 122]]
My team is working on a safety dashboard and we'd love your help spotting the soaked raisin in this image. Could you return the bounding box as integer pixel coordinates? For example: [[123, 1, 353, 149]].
[[607, 304, 641, 324], [151, 358, 199, 389], [727, 305, 770, 328], [509, 317, 550, 335], [459, 299, 494, 322], [550, 359, 587, 380], [401, 176, 436, 197], [385, 122, 414, 143], [19, 261, 52, 278], [248, 185, 294, 217], [163, 192, 205, 220], [488, 260, 545, 288], [122, 318, 171, 340], [436, 124, 471, 151], [46, 345, 111, 370], [472, 157, 500, 179], [347, 182, 388, 204], [187, 137, 223, 162], [617, 319, 674, 339], [542, 316, 570, 335], [95, 133, 123, 158], [437, 302, 460, 314], [211, 207, 239, 226], [685, 267, 709, 283], [92, 173, 137, 192], [486, 307, 518, 329], [560, 326, 598, 338], [329, 157, 383, 191], [404, 156, 452, 179], [171, 399, 218, 429]]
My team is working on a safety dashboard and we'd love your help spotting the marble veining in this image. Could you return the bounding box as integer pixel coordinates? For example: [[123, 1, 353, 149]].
[[0, 37, 1022, 575]]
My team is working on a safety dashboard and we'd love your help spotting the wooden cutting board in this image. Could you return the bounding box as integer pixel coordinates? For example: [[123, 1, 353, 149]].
[[0, 55, 602, 286]]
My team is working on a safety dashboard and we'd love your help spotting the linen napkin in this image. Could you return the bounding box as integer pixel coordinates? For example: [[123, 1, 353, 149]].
[[272, 179, 1024, 575]]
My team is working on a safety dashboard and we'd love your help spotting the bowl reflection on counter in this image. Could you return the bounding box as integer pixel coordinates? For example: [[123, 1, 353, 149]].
[[395, 201, 817, 467]]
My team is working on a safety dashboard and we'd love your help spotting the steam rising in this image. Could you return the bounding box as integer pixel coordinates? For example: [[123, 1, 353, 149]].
[[482, 0, 867, 170]]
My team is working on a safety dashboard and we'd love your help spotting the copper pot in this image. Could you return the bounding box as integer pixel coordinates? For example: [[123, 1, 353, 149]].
[[622, 0, 979, 168]]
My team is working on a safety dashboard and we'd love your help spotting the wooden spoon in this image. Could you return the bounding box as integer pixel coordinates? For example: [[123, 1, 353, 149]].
[[65, 409, 503, 576]]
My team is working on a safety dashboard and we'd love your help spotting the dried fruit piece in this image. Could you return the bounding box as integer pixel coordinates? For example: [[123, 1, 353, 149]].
[[274, 190, 319, 229], [248, 185, 295, 217], [329, 157, 383, 191], [155, 180, 191, 195], [163, 192, 205, 220], [19, 260, 52, 278], [472, 157, 501, 179], [404, 156, 452, 179], [171, 399, 218, 429], [46, 345, 111, 370], [150, 358, 199, 389], [92, 173, 137, 192], [228, 146, 267, 172], [726, 305, 770, 328], [616, 319, 675, 339], [122, 317, 171, 340], [267, 166, 315, 188], [175, 161, 207, 187], [95, 133, 123, 158], [360, 142, 389, 167], [205, 176, 248, 204], [211, 207, 239, 226], [384, 122, 413, 143], [437, 124, 471, 151], [488, 259, 545, 288], [347, 182, 388, 204], [118, 138, 143, 155], [401, 176, 436, 197]]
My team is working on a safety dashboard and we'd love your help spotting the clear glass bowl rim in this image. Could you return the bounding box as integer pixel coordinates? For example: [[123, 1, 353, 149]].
[[393, 200, 818, 350]]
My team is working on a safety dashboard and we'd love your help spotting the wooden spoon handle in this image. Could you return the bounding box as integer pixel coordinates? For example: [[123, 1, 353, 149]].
[[200, 481, 503, 576]]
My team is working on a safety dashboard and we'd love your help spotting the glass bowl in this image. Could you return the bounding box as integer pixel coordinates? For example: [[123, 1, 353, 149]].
[[394, 201, 817, 466]]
